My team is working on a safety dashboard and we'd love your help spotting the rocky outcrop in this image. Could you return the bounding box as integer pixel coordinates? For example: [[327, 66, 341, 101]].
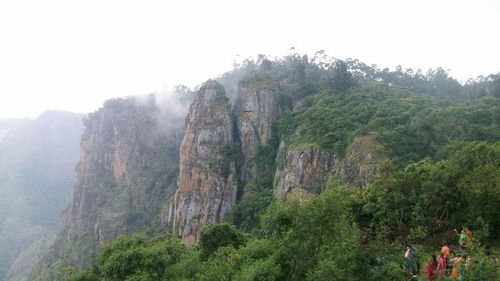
[[340, 133, 387, 187], [173, 80, 237, 245], [274, 143, 337, 198], [32, 94, 189, 280], [66, 97, 184, 248], [235, 79, 281, 186], [274, 133, 387, 197]]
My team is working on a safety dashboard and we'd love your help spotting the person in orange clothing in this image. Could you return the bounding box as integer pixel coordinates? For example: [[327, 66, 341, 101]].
[[440, 243, 450, 258]]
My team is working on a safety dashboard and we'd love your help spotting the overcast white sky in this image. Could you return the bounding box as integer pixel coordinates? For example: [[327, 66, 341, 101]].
[[0, 0, 499, 119]]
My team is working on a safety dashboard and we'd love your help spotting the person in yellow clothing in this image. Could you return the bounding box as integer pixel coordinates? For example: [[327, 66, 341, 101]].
[[450, 254, 464, 279]]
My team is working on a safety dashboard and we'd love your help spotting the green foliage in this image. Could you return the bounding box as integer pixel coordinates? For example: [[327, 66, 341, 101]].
[[197, 247, 241, 281], [69, 161, 500, 280], [240, 70, 279, 91], [360, 142, 500, 243], [362, 242, 408, 281], [275, 83, 500, 165], [217, 143, 240, 177], [199, 79, 227, 102], [462, 243, 500, 280], [67, 271, 99, 281], [199, 223, 246, 260], [250, 144, 278, 190], [332, 60, 356, 92], [95, 234, 187, 281], [227, 189, 273, 233]]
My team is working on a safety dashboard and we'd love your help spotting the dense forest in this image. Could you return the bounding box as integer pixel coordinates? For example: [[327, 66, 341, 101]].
[[51, 53, 499, 281]]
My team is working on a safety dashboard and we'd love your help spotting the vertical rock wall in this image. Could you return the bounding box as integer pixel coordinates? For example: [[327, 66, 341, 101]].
[[235, 86, 280, 184], [173, 80, 238, 245], [32, 94, 188, 280], [274, 145, 337, 198]]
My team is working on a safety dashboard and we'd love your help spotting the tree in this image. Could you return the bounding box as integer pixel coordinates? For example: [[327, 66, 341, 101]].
[[492, 75, 500, 97], [199, 223, 246, 260], [332, 60, 355, 92]]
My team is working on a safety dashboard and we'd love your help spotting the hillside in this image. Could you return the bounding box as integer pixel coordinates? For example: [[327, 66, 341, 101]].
[[0, 111, 83, 281], [31, 54, 500, 281]]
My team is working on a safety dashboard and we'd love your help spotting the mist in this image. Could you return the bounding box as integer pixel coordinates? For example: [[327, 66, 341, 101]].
[[0, 111, 83, 280], [1, 0, 499, 119]]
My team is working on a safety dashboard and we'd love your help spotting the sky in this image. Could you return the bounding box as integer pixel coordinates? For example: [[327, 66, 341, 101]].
[[0, 0, 499, 119]]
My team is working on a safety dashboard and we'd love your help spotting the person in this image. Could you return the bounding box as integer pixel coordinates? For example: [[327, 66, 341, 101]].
[[450, 254, 462, 279], [466, 227, 473, 244], [405, 247, 414, 274], [458, 229, 468, 250], [437, 253, 447, 276], [441, 243, 450, 258], [427, 257, 435, 280]]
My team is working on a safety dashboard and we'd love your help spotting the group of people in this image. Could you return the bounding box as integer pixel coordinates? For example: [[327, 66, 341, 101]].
[[426, 227, 473, 280], [405, 227, 473, 280], [427, 245, 471, 280]]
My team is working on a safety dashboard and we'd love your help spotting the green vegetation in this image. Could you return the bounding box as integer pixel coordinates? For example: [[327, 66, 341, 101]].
[[227, 189, 273, 233], [199, 79, 229, 103], [359, 142, 500, 243], [69, 142, 500, 280], [239, 70, 279, 91], [276, 86, 499, 163]]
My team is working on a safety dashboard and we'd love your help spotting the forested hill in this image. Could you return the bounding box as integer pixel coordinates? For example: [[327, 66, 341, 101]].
[[33, 53, 500, 281]]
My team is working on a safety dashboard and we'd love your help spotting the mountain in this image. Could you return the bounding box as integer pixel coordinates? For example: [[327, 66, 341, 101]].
[[0, 119, 30, 142], [0, 111, 83, 281], [32, 92, 193, 280], [31, 54, 500, 280]]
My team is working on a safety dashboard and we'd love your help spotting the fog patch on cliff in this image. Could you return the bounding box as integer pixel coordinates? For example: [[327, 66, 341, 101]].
[[135, 85, 195, 135]]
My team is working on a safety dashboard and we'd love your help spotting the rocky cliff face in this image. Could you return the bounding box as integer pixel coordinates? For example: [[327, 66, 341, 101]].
[[339, 133, 387, 188], [173, 80, 238, 245], [172, 74, 285, 244], [32, 94, 189, 280], [67, 97, 183, 246], [235, 85, 281, 185], [274, 133, 387, 197], [274, 144, 337, 198]]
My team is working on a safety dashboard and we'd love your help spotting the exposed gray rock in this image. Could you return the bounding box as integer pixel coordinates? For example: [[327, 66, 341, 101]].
[[274, 133, 387, 197], [340, 133, 387, 187], [235, 86, 280, 185], [274, 145, 337, 198], [173, 80, 237, 245]]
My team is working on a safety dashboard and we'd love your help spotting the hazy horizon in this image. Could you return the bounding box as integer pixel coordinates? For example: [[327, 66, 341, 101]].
[[1, 0, 499, 119]]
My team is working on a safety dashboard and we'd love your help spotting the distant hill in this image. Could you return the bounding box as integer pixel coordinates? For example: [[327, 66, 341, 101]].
[[0, 119, 30, 143], [0, 111, 84, 281]]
